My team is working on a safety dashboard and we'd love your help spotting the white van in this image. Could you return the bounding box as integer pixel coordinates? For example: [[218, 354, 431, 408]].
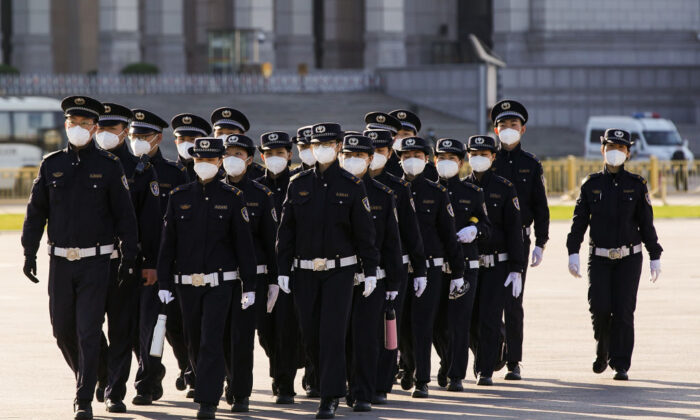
[[584, 114, 693, 161]]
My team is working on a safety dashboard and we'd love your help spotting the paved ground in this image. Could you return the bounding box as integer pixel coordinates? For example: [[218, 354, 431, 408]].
[[1, 220, 699, 419]]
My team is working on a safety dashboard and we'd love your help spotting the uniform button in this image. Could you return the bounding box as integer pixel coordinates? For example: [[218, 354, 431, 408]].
[[205, 197, 209, 200], [373, 215, 377, 219], [93, 185, 97, 188], [162, 193, 166, 197], [509, 160, 513, 163], [339, 200, 343, 204]]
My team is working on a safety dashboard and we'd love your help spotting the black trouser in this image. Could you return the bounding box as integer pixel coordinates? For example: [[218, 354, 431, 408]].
[[166, 294, 195, 388], [473, 262, 508, 378], [294, 266, 355, 398], [271, 284, 301, 395], [133, 284, 164, 396], [376, 266, 408, 394], [433, 267, 478, 381], [224, 280, 257, 400], [504, 235, 531, 364], [587, 253, 642, 372], [347, 279, 386, 403], [178, 283, 232, 405], [254, 276, 274, 379], [48, 255, 111, 402]]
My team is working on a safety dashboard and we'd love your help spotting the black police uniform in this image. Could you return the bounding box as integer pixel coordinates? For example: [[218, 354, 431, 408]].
[[464, 135, 525, 381], [22, 95, 138, 410], [276, 123, 380, 411], [396, 136, 465, 393], [171, 113, 212, 181], [158, 138, 257, 413], [381, 109, 439, 182], [567, 129, 662, 374], [211, 106, 265, 180], [290, 125, 315, 178], [432, 138, 492, 386], [490, 100, 549, 369]]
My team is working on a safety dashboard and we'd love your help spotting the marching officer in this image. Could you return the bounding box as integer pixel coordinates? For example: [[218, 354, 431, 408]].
[[276, 122, 380, 419], [210, 107, 265, 180], [157, 137, 256, 419], [22, 95, 138, 420], [395, 136, 464, 398], [490, 99, 549, 380], [339, 134, 403, 412], [220, 133, 277, 412], [94, 103, 161, 413], [291, 125, 316, 176], [255, 131, 302, 404], [464, 135, 525, 386], [377, 109, 438, 181], [363, 128, 426, 403], [171, 113, 212, 180], [432, 138, 491, 391], [567, 128, 662, 380]]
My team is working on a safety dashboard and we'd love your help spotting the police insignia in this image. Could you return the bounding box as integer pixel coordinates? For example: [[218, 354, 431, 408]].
[[121, 175, 129, 190], [52, 172, 63, 177], [447, 203, 455, 217], [150, 181, 159, 196], [645, 193, 652, 206], [271, 208, 278, 223], [362, 197, 371, 212], [513, 197, 520, 211], [241, 207, 250, 222]]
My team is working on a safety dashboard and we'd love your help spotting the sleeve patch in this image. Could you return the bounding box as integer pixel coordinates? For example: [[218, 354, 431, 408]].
[[646, 193, 652, 206], [121, 175, 129, 191], [271, 207, 278, 223], [362, 197, 371, 212], [513, 197, 520, 211], [241, 207, 250, 222], [150, 180, 159, 196], [446, 203, 455, 217]]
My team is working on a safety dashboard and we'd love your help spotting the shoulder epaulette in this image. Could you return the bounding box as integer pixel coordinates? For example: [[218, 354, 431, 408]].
[[42, 149, 64, 161], [221, 181, 243, 196], [629, 172, 647, 185], [522, 150, 541, 163], [169, 183, 192, 195], [164, 158, 186, 172], [462, 180, 482, 192], [426, 179, 447, 192], [371, 178, 394, 196], [386, 172, 410, 187], [582, 172, 603, 185], [341, 170, 362, 184], [494, 174, 513, 187], [290, 168, 312, 182], [252, 180, 273, 196], [96, 148, 120, 162]]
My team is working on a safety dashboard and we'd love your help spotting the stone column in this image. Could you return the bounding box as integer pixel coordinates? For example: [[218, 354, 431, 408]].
[[98, 0, 140, 74], [363, 0, 406, 68], [141, 0, 186, 73], [274, 0, 314, 70], [234, 0, 275, 67], [322, 0, 364, 68], [11, 0, 53, 73]]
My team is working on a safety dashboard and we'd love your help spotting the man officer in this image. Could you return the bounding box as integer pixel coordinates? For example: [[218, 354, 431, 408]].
[[381, 109, 439, 181], [276, 122, 380, 419], [210, 107, 265, 180], [291, 125, 316, 176], [490, 99, 549, 380], [172, 113, 212, 180], [22, 95, 138, 420]]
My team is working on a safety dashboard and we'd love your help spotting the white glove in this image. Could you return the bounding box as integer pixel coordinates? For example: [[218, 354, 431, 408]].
[[449, 277, 464, 294], [241, 291, 255, 310], [504, 272, 522, 298], [414, 276, 427, 298], [457, 226, 478, 243], [266, 284, 280, 313], [278, 275, 290, 294], [158, 290, 174, 304], [363, 276, 377, 297], [568, 254, 582, 278], [386, 291, 398, 301], [650, 259, 661, 283], [530, 246, 544, 267]]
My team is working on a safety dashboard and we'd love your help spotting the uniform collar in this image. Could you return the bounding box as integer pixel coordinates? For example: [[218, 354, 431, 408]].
[[313, 159, 341, 180], [265, 166, 290, 185], [441, 175, 461, 188], [603, 164, 626, 178], [467, 169, 493, 187], [152, 148, 165, 163], [110, 141, 131, 160], [67, 139, 97, 155], [499, 143, 522, 157], [404, 171, 426, 185], [227, 171, 250, 187]]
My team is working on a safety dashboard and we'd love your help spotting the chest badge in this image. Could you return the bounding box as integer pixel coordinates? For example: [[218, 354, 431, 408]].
[[512, 197, 520, 211], [150, 181, 159, 196], [241, 207, 250, 222], [52, 172, 63, 178], [362, 197, 371, 213]]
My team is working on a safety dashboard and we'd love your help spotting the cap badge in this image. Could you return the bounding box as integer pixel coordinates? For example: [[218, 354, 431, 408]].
[[475, 137, 485, 144], [222, 109, 232, 118], [501, 102, 511, 110], [135, 112, 145, 120], [74, 97, 85, 105], [367, 132, 378, 140], [200, 140, 211, 148], [182, 116, 192, 125], [442, 140, 452, 147], [228, 135, 238, 143], [103, 105, 111, 113], [614, 130, 624, 138], [303, 129, 312, 137], [397, 111, 407, 119], [376, 115, 386, 123], [315, 125, 326, 134], [405, 138, 416, 146], [348, 137, 359, 146], [268, 133, 279, 141]]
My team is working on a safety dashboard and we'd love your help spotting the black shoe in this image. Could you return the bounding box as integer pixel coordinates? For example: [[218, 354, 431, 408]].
[[447, 379, 463, 392], [74, 400, 93, 420], [345, 393, 354, 408], [306, 387, 320, 398], [231, 396, 249, 412], [186, 388, 195, 399], [131, 394, 152, 405], [105, 398, 126, 413], [400, 373, 414, 391], [353, 400, 371, 412], [477, 374, 493, 386], [593, 357, 608, 374], [197, 403, 217, 419], [437, 368, 448, 388], [152, 366, 166, 401], [505, 363, 522, 380], [613, 369, 629, 381], [372, 393, 387, 405], [276, 394, 295, 404], [411, 383, 429, 398], [271, 379, 279, 396], [175, 371, 186, 391], [495, 340, 507, 372], [95, 386, 104, 403], [315, 397, 339, 419]]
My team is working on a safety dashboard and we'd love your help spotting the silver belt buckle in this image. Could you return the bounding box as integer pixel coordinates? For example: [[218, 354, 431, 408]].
[[478, 255, 487, 267], [191, 273, 205, 287], [312, 258, 327, 271], [66, 248, 81, 261], [608, 248, 622, 260]]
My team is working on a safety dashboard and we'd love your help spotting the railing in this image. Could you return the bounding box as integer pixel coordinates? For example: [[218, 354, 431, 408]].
[[0, 168, 38, 200]]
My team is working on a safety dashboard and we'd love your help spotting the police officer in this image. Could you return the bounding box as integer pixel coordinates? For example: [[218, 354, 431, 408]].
[[395, 136, 464, 398], [171, 113, 212, 180], [291, 125, 316, 176], [338, 134, 402, 412], [432, 138, 491, 391], [464, 135, 525, 386], [93, 103, 161, 413], [157, 137, 256, 419], [211, 107, 265, 180], [363, 128, 426, 403], [490, 99, 549, 380], [566, 128, 662, 380], [256, 131, 302, 404], [22, 96, 138, 420], [220, 133, 277, 412], [380, 109, 439, 181], [276, 122, 380, 419]]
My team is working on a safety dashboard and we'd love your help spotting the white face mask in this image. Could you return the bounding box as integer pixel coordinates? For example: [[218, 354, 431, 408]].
[[66, 125, 92, 147], [391, 138, 402, 151], [299, 148, 316, 166], [264, 156, 288, 175], [437, 159, 459, 179], [194, 162, 220, 180], [469, 155, 492, 172], [340, 156, 368, 177], [605, 149, 627, 167], [223, 156, 247, 177], [177, 142, 194, 160], [312, 145, 337, 164], [95, 130, 122, 150], [130, 138, 153, 157], [498, 128, 521, 146], [369, 152, 388, 171], [401, 157, 426, 176]]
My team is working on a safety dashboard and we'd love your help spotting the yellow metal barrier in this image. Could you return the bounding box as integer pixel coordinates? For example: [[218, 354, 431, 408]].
[[0, 168, 39, 201]]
